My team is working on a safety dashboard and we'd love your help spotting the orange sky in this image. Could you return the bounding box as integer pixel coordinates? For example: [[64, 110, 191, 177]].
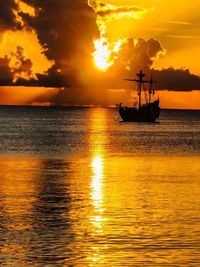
[[0, 0, 199, 108], [92, 0, 200, 75]]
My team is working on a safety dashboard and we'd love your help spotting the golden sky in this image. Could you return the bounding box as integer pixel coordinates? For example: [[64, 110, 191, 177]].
[[0, 0, 199, 108], [92, 0, 200, 74]]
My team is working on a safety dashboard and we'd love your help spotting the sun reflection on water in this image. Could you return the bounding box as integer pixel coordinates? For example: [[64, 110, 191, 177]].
[[88, 109, 108, 264], [91, 155, 104, 211], [89, 109, 108, 226]]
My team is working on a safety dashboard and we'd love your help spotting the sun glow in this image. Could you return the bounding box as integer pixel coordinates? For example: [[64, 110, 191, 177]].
[[93, 37, 125, 71], [93, 38, 111, 71], [89, 0, 147, 72]]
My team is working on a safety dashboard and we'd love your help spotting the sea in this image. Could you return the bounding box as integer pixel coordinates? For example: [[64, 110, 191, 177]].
[[0, 106, 200, 266]]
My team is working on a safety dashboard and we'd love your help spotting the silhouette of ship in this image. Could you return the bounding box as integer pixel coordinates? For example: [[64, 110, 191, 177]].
[[117, 70, 161, 122]]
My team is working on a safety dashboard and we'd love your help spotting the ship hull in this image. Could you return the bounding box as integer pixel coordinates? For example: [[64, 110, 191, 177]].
[[118, 100, 161, 122]]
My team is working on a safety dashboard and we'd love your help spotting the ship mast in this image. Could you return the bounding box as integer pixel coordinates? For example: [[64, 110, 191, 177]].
[[148, 75, 155, 104], [137, 70, 145, 109], [124, 70, 154, 108]]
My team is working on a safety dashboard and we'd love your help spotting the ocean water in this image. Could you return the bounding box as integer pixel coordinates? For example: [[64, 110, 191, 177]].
[[0, 106, 200, 266]]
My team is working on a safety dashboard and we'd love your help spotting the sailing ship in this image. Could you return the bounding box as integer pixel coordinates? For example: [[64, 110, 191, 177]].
[[117, 70, 161, 122]]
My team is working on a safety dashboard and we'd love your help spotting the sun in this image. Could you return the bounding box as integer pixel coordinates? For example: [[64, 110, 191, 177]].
[[93, 38, 112, 71], [93, 37, 125, 71], [94, 52, 109, 71]]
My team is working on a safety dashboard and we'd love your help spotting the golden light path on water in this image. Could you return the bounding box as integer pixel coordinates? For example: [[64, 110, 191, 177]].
[[89, 109, 107, 211], [88, 109, 107, 265], [91, 155, 104, 211]]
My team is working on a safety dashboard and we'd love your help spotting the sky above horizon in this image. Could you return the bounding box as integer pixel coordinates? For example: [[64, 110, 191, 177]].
[[0, 0, 200, 108]]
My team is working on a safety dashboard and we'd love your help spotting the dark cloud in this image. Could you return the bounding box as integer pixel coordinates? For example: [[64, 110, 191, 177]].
[[110, 38, 200, 92], [104, 38, 165, 82], [21, 0, 98, 61], [123, 38, 163, 72], [0, 56, 13, 85], [0, 46, 78, 88], [14, 0, 98, 88], [15, 64, 78, 88], [153, 68, 200, 91], [0, 0, 21, 31], [0, 46, 33, 85], [11, 46, 33, 80]]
